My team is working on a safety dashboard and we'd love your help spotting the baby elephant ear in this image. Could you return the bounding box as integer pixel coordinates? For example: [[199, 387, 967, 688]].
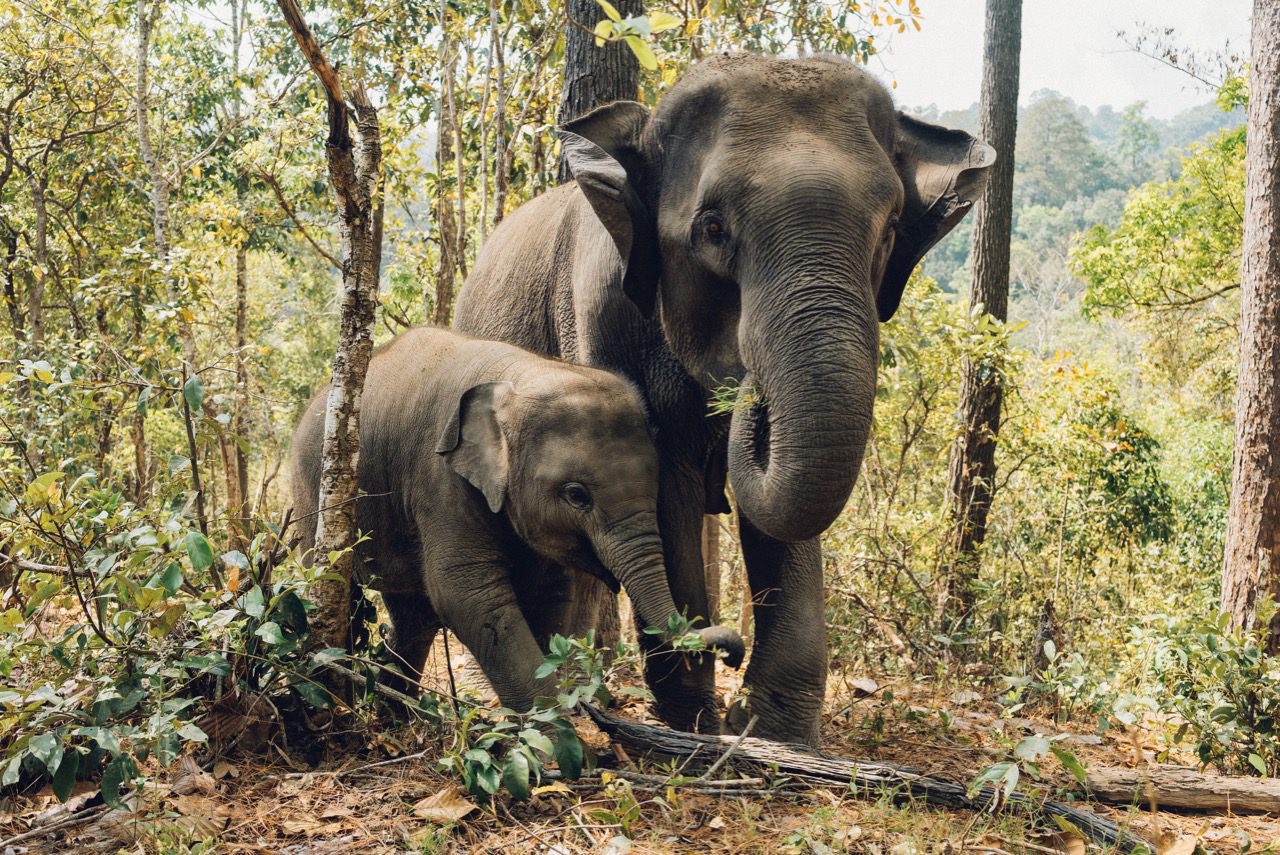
[[435, 381, 513, 514], [880, 112, 997, 322], [560, 101, 661, 318]]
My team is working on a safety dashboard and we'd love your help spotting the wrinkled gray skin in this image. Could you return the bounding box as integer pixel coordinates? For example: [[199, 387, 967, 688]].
[[289, 328, 744, 713], [454, 54, 993, 743]]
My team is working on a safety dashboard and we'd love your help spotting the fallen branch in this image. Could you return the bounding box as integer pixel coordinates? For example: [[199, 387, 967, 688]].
[[1088, 764, 1280, 813], [585, 706, 1148, 853]]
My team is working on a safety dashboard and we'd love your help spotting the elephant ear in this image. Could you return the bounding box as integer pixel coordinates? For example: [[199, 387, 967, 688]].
[[879, 113, 997, 321], [435, 381, 513, 514], [560, 101, 661, 318]]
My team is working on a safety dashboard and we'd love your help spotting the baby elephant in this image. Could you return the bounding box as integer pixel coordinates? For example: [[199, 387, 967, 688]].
[[290, 327, 743, 713]]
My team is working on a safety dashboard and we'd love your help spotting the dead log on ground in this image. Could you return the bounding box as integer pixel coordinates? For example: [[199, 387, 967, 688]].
[[1088, 764, 1280, 813], [586, 706, 1147, 853]]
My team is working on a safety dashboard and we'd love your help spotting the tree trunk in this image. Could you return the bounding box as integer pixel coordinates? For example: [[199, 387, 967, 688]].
[[556, 0, 642, 183], [1222, 0, 1280, 652], [22, 171, 47, 344], [431, 12, 459, 327], [228, 0, 250, 549], [702, 518, 720, 623], [135, 0, 170, 293], [942, 0, 1021, 630], [277, 0, 382, 661]]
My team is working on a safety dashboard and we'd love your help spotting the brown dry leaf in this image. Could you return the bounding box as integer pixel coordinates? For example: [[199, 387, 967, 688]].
[[1153, 829, 1200, 855], [282, 816, 347, 837], [212, 760, 238, 780], [707, 816, 726, 830], [412, 786, 476, 824], [320, 804, 354, 819], [171, 755, 216, 796]]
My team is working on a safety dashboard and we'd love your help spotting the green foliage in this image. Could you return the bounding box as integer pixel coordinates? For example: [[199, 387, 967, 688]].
[[1148, 610, 1280, 776]]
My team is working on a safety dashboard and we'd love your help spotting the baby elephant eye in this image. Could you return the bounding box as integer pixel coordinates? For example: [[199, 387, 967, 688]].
[[561, 482, 593, 511], [697, 211, 728, 244]]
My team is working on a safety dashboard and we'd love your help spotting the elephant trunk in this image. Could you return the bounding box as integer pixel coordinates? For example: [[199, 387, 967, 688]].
[[728, 276, 880, 543], [597, 518, 745, 667]]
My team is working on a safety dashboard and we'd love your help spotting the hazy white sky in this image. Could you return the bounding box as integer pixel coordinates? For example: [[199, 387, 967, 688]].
[[868, 0, 1252, 118]]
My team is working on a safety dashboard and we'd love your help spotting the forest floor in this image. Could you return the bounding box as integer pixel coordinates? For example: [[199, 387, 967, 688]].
[[3, 645, 1279, 855]]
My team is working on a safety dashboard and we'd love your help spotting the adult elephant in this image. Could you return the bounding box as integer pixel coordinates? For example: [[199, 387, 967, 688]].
[[454, 53, 993, 744]]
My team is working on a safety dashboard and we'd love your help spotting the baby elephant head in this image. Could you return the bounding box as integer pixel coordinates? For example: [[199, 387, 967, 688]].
[[436, 371, 744, 666]]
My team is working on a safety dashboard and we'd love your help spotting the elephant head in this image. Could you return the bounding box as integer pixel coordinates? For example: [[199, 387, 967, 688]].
[[436, 373, 745, 666], [561, 54, 994, 542]]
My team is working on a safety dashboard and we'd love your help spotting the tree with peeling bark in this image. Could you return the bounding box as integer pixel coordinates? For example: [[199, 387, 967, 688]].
[[1222, 0, 1280, 652], [941, 0, 1021, 632], [275, 0, 383, 659]]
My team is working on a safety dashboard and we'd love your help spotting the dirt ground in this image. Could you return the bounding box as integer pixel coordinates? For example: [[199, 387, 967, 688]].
[[3, 644, 1279, 855]]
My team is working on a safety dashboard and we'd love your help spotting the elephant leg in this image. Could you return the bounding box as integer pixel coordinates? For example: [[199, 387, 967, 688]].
[[428, 558, 555, 711], [728, 515, 826, 746], [379, 591, 440, 697], [517, 561, 577, 648], [641, 459, 720, 733]]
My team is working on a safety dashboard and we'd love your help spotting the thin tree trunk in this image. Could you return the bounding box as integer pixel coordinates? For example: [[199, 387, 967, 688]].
[[493, 16, 509, 226], [3, 227, 22, 338], [277, 0, 382, 660], [135, 0, 170, 293], [228, 0, 250, 548], [431, 5, 459, 327], [702, 518, 720, 623], [942, 0, 1021, 630], [22, 171, 46, 343], [556, 0, 642, 182], [1222, 0, 1280, 652]]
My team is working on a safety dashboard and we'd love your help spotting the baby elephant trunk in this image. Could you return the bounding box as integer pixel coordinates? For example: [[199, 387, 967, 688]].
[[598, 524, 746, 669]]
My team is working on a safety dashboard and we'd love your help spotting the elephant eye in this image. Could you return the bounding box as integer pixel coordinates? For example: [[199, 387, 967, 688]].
[[561, 482, 593, 511], [697, 211, 728, 244]]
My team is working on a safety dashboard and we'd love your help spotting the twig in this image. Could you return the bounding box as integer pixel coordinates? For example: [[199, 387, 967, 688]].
[[0, 804, 109, 848], [0, 551, 90, 577], [698, 714, 756, 781]]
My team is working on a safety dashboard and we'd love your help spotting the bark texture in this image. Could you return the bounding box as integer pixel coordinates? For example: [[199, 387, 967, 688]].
[[1087, 764, 1280, 813], [277, 0, 382, 657], [1222, 0, 1280, 651], [943, 0, 1021, 625], [556, 0, 642, 183]]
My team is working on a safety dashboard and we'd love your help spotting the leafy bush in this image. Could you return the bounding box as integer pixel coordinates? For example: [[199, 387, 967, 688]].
[[1149, 610, 1280, 776]]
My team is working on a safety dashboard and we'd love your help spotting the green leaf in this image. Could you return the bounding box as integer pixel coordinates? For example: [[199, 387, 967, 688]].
[[160, 563, 184, 595], [1014, 735, 1051, 762], [533, 661, 557, 679], [51, 750, 80, 802], [553, 724, 584, 779], [100, 756, 137, 809], [178, 722, 208, 743], [243, 585, 265, 618], [594, 0, 620, 21], [648, 10, 680, 32], [623, 35, 657, 71], [593, 18, 614, 47], [24, 471, 64, 505], [2, 754, 22, 787], [502, 749, 532, 800], [473, 764, 501, 796], [28, 732, 63, 775], [1051, 745, 1088, 784], [294, 679, 331, 709], [184, 531, 214, 572], [521, 728, 554, 757], [1249, 753, 1267, 775], [255, 621, 285, 645], [183, 374, 204, 412]]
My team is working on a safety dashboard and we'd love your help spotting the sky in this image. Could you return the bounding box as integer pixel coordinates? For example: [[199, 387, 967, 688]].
[[869, 0, 1252, 118]]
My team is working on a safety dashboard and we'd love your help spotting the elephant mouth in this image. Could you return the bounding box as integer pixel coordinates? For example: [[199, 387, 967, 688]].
[[576, 548, 622, 594]]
